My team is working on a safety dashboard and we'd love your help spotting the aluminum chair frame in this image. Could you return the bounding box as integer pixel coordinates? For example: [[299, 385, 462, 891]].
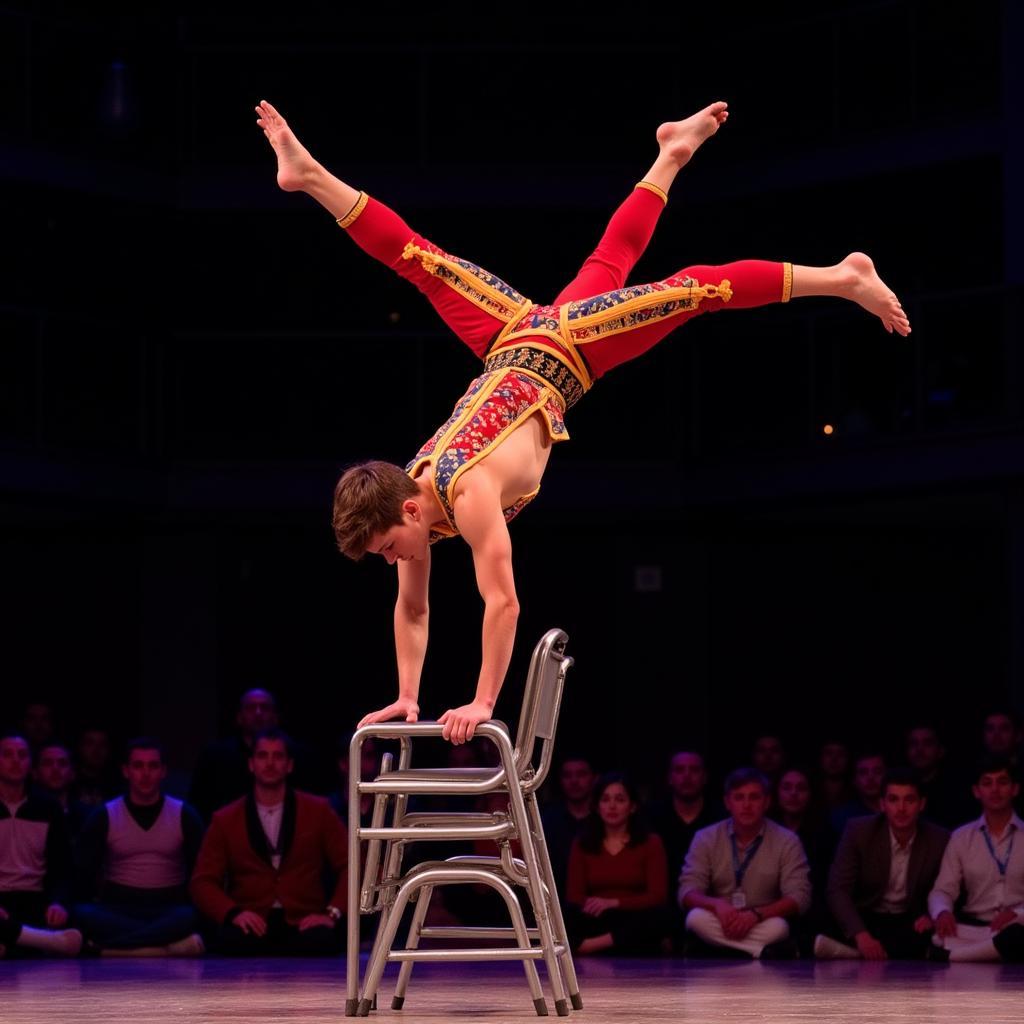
[[344, 628, 580, 1017]]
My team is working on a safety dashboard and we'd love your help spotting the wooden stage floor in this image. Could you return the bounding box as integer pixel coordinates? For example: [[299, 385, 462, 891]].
[[2, 955, 1022, 1023]]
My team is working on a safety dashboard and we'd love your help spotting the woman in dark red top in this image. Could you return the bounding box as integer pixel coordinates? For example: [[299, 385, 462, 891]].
[[565, 773, 670, 955]]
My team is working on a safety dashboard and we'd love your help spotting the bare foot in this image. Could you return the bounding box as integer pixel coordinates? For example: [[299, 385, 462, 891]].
[[656, 101, 729, 168], [841, 252, 912, 336], [255, 99, 318, 192]]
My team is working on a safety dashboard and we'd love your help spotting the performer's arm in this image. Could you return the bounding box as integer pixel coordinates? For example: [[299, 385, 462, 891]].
[[440, 480, 519, 744], [358, 553, 430, 728]]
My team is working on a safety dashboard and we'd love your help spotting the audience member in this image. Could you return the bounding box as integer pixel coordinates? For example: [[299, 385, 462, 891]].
[[927, 756, 1024, 962], [817, 738, 853, 810], [74, 727, 120, 807], [329, 735, 381, 828], [541, 754, 598, 897], [20, 702, 56, 753], [0, 734, 80, 958], [189, 689, 329, 822], [815, 768, 948, 959], [74, 738, 204, 956], [647, 750, 716, 950], [905, 722, 971, 829], [830, 751, 887, 839], [33, 743, 92, 838], [751, 734, 787, 785], [981, 709, 1021, 763], [680, 767, 810, 959], [190, 729, 347, 955], [565, 773, 669, 955]]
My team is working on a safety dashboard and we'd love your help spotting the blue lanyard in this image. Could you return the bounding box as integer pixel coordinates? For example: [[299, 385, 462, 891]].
[[981, 825, 1015, 878], [731, 832, 764, 887]]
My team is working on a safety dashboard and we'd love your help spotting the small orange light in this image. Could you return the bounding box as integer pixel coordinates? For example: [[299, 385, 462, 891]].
[[823, 424, 834, 435]]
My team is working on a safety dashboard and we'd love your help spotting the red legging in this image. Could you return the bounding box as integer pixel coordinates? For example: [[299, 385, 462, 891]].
[[344, 188, 787, 379]]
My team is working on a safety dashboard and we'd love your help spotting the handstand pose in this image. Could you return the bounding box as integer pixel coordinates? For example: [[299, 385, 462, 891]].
[[255, 99, 911, 745]]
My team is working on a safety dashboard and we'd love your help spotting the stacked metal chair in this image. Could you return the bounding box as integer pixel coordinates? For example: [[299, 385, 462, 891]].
[[344, 628, 582, 1017]]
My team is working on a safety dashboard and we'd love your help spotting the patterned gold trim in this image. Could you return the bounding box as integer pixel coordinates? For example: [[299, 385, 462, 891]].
[[484, 347, 585, 409], [635, 180, 669, 205], [401, 243, 529, 323], [336, 191, 369, 229], [781, 262, 793, 303]]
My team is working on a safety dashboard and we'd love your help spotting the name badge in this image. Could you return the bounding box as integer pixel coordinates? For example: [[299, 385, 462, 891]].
[[731, 891, 747, 909]]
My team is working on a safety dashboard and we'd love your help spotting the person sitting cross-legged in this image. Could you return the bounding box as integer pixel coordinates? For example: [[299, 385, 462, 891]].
[[680, 767, 810, 959], [814, 768, 948, 960], [74, 738, 205, 956], [190, 729, 348, 956]]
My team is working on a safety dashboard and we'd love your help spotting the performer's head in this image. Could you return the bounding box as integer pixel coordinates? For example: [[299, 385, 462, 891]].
[[333, 460, 427, 562]]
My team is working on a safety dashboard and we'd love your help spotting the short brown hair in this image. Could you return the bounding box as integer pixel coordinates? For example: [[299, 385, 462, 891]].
[[332, 460, 418, 559]]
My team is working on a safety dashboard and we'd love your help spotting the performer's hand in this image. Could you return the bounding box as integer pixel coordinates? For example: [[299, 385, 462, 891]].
[[989, 909, 1018, 933], [298, 913, 336, 932], [45, 904, 68, 928], [913, 914, 934, 934], [582, 897, 619, 917], [233, 910, 268, 936], [933, 911, 958, 939], [358, 697, 420, 729], [855, 931, 887, 961], [438, 700, 493, 745]]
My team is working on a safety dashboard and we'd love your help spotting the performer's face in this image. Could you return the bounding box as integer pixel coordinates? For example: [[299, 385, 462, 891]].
[[369, 506, 428, 564]]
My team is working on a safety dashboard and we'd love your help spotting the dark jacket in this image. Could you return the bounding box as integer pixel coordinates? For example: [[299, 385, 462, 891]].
[[827, 814, 949, 939]]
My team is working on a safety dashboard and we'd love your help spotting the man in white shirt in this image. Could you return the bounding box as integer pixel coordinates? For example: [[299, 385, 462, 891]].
[[927, 757, 1024, 962]]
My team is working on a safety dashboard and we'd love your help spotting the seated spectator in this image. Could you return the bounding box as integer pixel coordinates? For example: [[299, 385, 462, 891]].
[[680, 767, 810, 959], [814, 768, 948, 959], [189, 688, 329, 822], [829, 750, 887, 839], [20, 702, 56, 753], [33, 742, 91, 838], [905, 722, 972, 828], [190, 729, 347, 956], [74, 738, 204, 956], [0, 734, 81, 958], [565, 773, 669, 955], [981, 709, 1021, 763], [329, 734, 381, 829], [541, 754, 598, 897], [647, 750, 716, 951], [927, 756, 1024, 962], [772, 767, 826, 875], [73, 727, 120, 807], [817, 737, 853, 811], [751, 733, 787, 786]]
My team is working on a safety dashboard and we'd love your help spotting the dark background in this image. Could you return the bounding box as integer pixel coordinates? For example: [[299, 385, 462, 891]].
[[2, 2, 1022, 791]]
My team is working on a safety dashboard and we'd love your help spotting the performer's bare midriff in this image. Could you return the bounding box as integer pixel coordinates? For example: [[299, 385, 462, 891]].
[[256, 99, 911, 744]]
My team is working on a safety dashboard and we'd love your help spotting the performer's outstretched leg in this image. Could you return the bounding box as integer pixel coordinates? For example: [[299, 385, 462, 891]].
[[256, 100, 523, 357], [554, 102, 730, 303]]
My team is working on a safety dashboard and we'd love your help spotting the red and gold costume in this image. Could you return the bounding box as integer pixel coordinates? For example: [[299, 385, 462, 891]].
[[339, 185, 792, 540]]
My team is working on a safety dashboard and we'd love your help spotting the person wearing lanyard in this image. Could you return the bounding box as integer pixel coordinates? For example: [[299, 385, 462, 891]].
[[927, 756, 1024, 962], [679, 767, 811, 958]]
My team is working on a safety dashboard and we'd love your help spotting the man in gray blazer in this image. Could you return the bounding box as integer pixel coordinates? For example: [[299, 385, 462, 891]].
[[816, 767, 949, 959]]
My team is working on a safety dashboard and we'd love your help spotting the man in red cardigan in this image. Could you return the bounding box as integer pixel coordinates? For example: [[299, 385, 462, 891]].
[[190, 729, 347, 955]]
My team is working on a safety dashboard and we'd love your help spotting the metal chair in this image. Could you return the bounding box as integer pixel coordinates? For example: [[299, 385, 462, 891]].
[[345, 628, 582, 1017]]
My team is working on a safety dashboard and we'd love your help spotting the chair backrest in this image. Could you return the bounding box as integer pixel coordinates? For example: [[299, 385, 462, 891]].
[[511, 628, 572, 790]]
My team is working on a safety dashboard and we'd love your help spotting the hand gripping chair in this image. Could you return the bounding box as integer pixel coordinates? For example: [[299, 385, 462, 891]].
[[345, 628, 582, 1017]]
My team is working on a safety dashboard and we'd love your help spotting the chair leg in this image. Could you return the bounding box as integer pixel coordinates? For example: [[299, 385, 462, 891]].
[[392, 883, 433, 1009], [526, 795, 583, 1009], [507, 785, 569, 1015]]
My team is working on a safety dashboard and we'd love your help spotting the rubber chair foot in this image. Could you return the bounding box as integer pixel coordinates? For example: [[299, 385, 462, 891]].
[[555, 998, 570, 1016], [392, 996, 405, 1010], [533, 996, 549, 1015], [356, 998, 373, 1016], [570, 992, 584, 1010]]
